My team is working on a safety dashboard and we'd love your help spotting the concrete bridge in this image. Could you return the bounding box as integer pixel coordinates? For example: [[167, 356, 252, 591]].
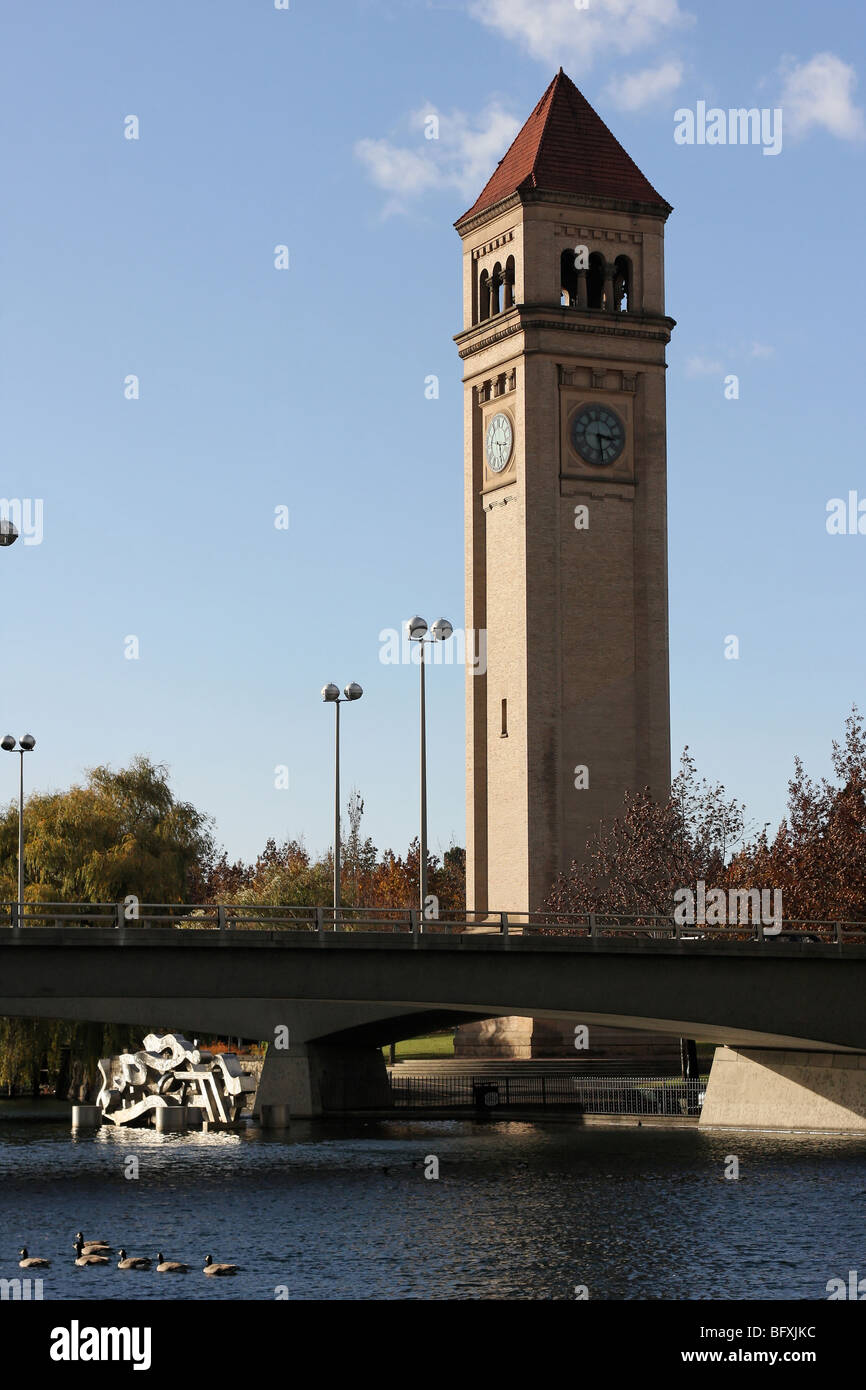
[[1, 904, 865, 1130]]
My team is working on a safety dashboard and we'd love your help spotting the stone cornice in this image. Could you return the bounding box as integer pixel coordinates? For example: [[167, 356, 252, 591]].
[[455, 186, 672, 238], [455, 306, 676, 359]]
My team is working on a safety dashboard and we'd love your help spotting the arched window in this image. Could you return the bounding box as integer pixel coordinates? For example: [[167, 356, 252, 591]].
[[479, 269, 490, 321], [613, 255, 632, 313], [504, 255, 515, 309], [560, 248, 578, 307], [587, 252, 605, 310], [491, 261, 504, 315]]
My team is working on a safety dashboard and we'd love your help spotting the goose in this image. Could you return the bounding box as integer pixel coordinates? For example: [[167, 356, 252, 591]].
[[73, 1239, 108, 1267], [73, 1232, 111, 1255], [18, 1247, 50, 1269], [203, 1254, 239, 1276], [156, 1252, 188, 1273], [117, 1249, 152, 1270]]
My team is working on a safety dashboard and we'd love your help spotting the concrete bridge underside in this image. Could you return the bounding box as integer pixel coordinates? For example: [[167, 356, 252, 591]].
[[2, 931, 866, 1130]]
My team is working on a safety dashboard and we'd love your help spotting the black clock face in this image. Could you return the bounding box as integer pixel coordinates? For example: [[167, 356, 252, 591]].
[[571, 403, 626, 467]]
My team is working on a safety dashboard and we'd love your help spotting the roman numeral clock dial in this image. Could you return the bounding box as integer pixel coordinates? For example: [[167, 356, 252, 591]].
[[571, 403, 626, 467], [485, 412, 514, 474]]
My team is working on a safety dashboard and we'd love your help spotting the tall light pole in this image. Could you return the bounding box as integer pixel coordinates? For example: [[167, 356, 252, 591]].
[[2, 734, 36, 925], [321, 683, 363, 922], [407, 616, 453, 916]]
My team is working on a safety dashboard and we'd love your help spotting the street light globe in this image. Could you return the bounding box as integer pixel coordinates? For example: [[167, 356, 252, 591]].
[[0, 519, 18, 547], [1, 735, 16, 752], [344, 682, 363, 702], [407, 615, 428, 641], [430, 618, 453, 642], [321, 683, 341, 702], [19, 734, 35, 751]]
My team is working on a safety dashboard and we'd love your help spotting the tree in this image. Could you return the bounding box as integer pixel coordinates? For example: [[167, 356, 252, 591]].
[[224, 838, 333, 908], [343, 787, 378, 905], [0, 757, 215, 1094], [364, 839, 466, 918], [0, 755, 215, 904], [726, 707, 866, 921], [545, 710, 866, 925], [544, 749, 745, 917]]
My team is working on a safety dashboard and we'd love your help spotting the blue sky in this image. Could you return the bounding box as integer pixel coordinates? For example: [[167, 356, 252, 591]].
[[0, 0, 864, 866]]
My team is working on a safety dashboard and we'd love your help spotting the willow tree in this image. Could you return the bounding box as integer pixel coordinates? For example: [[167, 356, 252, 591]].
[[0, 755, 214, 904], [0, 757, 215, 1093]]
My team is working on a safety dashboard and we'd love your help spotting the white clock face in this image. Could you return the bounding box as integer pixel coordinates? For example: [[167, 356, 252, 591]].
[[485, 412, 513, 473]]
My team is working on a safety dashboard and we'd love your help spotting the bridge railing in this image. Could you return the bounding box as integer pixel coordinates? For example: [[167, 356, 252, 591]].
[[386, 1072, 710, 1115], [0, 902, 865, 944]]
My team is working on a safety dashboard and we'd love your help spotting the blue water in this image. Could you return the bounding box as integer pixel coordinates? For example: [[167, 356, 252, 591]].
[[1, 1118, 864, 1300]]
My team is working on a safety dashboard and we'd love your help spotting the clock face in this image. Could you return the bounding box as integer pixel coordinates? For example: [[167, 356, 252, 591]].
[[570, 403, 626, 467], [485, 412, 514, 473]]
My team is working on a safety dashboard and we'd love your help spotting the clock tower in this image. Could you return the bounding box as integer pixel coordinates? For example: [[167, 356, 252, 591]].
[[455, 70, 675, 920]]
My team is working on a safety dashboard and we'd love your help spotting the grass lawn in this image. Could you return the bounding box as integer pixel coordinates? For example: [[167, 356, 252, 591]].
[[382, 1032, 455, 1061]]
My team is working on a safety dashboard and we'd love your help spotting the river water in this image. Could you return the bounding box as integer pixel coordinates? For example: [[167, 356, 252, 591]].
[[1, 1116, 863, 1300]]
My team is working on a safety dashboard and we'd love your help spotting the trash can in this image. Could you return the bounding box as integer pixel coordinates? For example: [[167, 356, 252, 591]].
[[473, 1082, 500, 1111]]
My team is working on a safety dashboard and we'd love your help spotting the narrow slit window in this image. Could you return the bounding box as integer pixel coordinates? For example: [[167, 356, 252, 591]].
[[501, 698, 508, 737]]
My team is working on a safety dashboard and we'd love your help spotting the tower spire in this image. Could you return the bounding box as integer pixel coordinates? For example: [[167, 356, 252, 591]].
[[457, 69, 670, 226]]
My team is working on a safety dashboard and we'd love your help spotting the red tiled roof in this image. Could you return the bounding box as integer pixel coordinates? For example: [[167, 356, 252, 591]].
[[457, 69, 669, 224]]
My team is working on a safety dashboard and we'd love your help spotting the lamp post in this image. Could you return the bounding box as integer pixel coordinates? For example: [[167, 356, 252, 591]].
[[406, 616, 453, 917], [2, 734, 36, 925], [321, 683, 363, 922]]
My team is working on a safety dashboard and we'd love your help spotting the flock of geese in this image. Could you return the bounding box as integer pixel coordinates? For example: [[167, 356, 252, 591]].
[[18, 1233, 239, 1277]]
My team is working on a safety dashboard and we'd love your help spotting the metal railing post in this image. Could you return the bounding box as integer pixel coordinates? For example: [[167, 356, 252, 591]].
[[115, 903, 124, 931], [835, 921, 843, 945], [217, 905, 226, 932], [316, 905, 324, 942], [588, 913, 595, 938], [410, 908, 419, 947]]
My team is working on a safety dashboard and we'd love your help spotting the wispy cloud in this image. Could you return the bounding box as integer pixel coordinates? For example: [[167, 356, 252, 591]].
[[779, 52, 865, 141], [355, 102, 521, 215], [468, 0, 693, 71], [685, 355, 724, 378], [685, 344, 774, 377], [606, 60, 683, 111]]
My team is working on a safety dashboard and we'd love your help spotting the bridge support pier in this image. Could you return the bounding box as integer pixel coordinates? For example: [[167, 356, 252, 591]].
[[700, 1046, 866, 1132], [253, 1042, 391, 1120]]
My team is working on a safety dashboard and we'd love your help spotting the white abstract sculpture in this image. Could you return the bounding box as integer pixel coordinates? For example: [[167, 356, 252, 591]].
[[97, 1033, 256, 1126]]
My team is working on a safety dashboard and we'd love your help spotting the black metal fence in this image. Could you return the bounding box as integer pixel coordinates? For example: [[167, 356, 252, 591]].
[[388, 1073, 708, 1115]]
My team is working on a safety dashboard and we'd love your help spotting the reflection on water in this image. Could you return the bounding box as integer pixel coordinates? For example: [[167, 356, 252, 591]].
[[0, 1117, 863, 1300]]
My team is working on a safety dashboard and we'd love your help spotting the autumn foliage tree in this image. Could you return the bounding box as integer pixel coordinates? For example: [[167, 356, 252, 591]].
[[544, 750, 745, 917], [203, 834, 465, 918], [544, 709, 866, 923], [726, 708, 866, 921]]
